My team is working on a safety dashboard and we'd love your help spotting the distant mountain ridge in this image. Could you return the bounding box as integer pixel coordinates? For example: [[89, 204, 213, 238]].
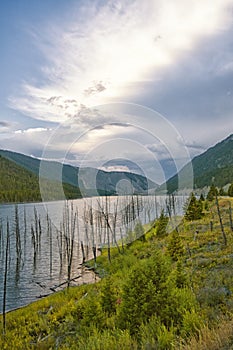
[[159, 134, 233, 193], [0, 149, 157, 197]]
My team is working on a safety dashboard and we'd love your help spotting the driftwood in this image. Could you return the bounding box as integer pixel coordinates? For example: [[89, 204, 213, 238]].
[[36, 293, 52, 299], [50, 275, 82, 292]]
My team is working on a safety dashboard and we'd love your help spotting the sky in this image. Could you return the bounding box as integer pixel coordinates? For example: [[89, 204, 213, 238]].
[[0, 0, 233, 184]]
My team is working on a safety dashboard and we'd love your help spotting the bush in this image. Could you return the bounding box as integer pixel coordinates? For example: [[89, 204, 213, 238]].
[[117, 250, 188, 336]]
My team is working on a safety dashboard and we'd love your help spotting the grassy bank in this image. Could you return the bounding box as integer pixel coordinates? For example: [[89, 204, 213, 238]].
[[1, 198, 233, 349]]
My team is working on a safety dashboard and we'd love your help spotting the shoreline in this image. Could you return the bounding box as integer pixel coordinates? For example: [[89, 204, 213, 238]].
[[1, 256, 101, 316]]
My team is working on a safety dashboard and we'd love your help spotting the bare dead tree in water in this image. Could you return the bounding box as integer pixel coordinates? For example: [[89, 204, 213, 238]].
[[63, 202, 76, 287], [97, 197, 112, 262], [23, 206, 27, 263], [154, 195, 159, 219], [83, 202, 90, 261], [112, 198, 121, 253], [0, 219, 3, 259], [2, 219, 10, 335], [38, 215, 42, 254], [31, 224, 37, 270], [75, 207, 79, 260], [14, 205, 22, 265], [96, 209, 103, 249], [88, 203, 97, 264], [46, 213, 53, 275], [56, 227, 63, 270]]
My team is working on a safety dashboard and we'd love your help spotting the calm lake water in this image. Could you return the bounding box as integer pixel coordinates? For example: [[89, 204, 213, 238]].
[[0, 195, 186, 313]]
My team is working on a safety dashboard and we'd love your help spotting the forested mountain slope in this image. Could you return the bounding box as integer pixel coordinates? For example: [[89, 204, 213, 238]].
[[160, 134, 233, 193], [0, 155, 81, 203], [0, 149, 157, 195]]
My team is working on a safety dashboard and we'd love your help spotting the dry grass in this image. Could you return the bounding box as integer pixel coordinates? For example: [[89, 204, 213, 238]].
[[181, 317, 233, 350]]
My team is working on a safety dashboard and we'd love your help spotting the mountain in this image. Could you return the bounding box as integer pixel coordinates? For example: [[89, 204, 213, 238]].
[[158, 134, 233, 193], [0, 150, 157, 198], [0, 155, 81, 203]]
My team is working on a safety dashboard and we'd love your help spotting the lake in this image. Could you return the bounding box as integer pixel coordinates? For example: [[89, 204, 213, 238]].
[[0, 195, 186, 313]]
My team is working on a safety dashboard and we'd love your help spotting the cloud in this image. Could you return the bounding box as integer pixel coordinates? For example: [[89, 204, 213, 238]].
[[2, 127, 54, 157], [0, 121, 11, 128], [99, 165, 131, 173], [15, 127, 52, 134], [84, 81, 106, 97], [9, 0, 232, 125]]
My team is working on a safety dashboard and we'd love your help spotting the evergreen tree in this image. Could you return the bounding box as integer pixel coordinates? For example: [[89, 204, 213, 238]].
[[207, 184, 218, 201], [100, 277, 117, 315], [167, 231, 184, 261], [199, 193, 205, 201], [175, 260, 188, 288], [134, 220, 144, 239], [184, 193, 203, 221], [118, 251, 175, 334], [156, 209, 169, 237], [219, 187, 226, 196], [228, 183, 233, 197]]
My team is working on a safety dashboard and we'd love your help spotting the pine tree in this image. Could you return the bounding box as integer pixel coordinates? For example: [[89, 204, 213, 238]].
[[199, 193, 205, 201], [167, 231, 184, 261], [134, 220, 144, 239], [207, 184, 218, 201], [118, 251, 174, 334], [228, 183, 233, 197], [100, 277, 117, 315], [219, 187, 226, 196], [184, 193, 203, 221], [156, 209, 169, 237]]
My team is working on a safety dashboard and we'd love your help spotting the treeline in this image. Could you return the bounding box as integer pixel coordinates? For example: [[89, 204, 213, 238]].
[[194, 166, 233, 189], [0, 155, 81, 203], [206, 183, 233, 200]]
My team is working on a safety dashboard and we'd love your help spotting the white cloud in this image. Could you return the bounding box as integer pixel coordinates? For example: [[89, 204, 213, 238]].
[[9, 0, 232, 124], [99, 165, 131, 173], [15, 127, 52, 134]]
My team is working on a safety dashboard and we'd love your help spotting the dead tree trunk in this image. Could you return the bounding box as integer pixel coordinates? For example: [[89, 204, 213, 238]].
[[215, 194, 227, 245], [229, 201, 233, 232], [3, 220, 10, 335], [14, 205, 22, 265], [23, 206, 27, 263], [63, 202, 76, 287]]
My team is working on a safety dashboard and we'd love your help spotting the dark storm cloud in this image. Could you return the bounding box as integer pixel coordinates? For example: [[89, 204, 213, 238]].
[[0, 120, 11, 127], [137, 29, 233, 123]]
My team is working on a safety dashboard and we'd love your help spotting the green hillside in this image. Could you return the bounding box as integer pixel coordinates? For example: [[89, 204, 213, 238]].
[[1, 197, 233, 349], [160, 134, 233, 193], [0, 155, 81, 203]]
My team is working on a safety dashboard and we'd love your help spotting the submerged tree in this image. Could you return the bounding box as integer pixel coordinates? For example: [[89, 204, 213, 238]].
[[63, 202, 76, 287], [2, 220, 10, 335]]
